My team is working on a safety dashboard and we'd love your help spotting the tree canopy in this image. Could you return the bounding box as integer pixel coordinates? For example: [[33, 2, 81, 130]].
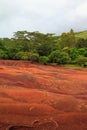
[[0, 29, 87, 67]]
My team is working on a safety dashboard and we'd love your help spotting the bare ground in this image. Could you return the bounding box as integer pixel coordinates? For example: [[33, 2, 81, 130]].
[[0, 60, 87, 130]]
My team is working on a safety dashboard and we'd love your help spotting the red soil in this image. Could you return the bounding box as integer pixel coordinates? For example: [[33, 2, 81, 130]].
[[0, 60, 87, 130]]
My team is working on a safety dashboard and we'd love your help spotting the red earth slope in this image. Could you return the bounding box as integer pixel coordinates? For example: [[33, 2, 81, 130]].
[[0, 60, 87, 130]]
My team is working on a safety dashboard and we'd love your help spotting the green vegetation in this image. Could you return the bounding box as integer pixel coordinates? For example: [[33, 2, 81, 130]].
[[76, 56, 87, 67], [75, 30, 87, 39], [0, 29, 87, 67]]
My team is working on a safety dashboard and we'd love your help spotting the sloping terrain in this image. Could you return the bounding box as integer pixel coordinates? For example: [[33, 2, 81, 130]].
[[0, 60, 87, 130], [75, 30, 87, 39]]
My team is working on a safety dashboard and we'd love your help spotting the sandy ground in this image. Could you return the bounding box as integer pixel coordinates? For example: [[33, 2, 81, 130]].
[[0, 60, 87, 130]]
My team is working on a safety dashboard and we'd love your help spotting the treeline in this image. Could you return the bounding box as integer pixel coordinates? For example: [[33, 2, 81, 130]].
[[0, 29, 87, 67]]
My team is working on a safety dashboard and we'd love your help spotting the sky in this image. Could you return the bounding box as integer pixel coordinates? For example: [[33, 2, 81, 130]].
[[0, 0, 87, 38]]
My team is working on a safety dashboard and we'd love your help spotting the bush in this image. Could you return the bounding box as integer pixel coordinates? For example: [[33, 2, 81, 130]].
[[15, 51, 28, 60], [0, 49, 8, 59], [39, 56, 49, 64], [84, 62, 87, 67], [76, 56, 87, 67], [78, 48, 86, 56], [49, 50, 70, 64], [69, 48, 79, 60], [21, 54, 29, 60], [59, 52, 71, 64], [28, 52, 39, 62]]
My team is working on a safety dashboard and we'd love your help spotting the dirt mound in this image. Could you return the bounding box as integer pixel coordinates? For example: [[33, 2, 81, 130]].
[[0, 60, 87, 130]]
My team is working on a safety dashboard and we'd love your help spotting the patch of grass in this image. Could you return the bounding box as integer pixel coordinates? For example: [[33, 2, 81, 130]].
[[63, 64, 83, 69], [75, 30, 87, 39]]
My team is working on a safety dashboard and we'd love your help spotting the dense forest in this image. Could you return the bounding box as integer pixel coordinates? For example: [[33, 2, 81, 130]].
[[0, 29, 87, 67]]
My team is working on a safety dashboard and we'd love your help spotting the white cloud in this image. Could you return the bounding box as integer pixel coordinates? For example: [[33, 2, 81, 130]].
[[0, 0, 87, 37], [76, 1, 87, 17]]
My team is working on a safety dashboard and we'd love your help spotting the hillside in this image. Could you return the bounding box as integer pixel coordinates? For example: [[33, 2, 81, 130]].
[[75, 30, 87, 39], [0, 60, 87, 130]]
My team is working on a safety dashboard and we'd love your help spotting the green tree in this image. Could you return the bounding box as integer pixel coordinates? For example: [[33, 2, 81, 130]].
[[0, 49, 8, 59], [78, 48, 86, 56], [69, 48, 79, 61], [60, 29, 76, 48], [76, 38, 87, 48]]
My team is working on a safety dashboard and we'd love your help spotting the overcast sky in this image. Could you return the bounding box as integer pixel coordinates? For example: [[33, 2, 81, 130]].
[[0, 0, 87, 38]]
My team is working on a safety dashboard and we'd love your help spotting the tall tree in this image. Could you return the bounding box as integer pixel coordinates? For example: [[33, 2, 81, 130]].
[[60, 29, 76, 48]]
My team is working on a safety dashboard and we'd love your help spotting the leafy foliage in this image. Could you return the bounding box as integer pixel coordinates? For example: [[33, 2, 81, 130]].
[[0, 29, 87, 67], [76, 57, 87, 67], [49, 50, 70, 64], [39, 56, 49, 64]]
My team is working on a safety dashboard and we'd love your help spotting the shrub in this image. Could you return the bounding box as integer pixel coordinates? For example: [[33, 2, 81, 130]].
[[39, 56, 49, 64], [84, 62, 87, 67], [15, 51, 28, 60], [0, 49, 8, 59], [59, 52, 71, 64], [76, 56, 87, 67], [78, 48, 86, 56], [28, 52, 39, 62], [69, 48, 79, 60], [49, 50, 70, 64]]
